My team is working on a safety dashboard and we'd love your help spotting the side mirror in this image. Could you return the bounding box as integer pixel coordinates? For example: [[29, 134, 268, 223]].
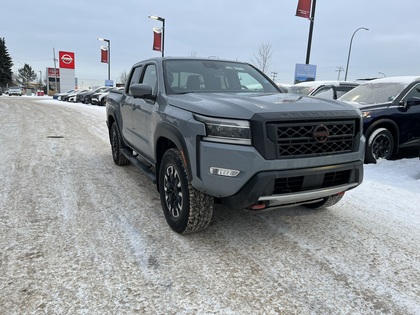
[[130, 83, 155, 100], [403, 97, 420, 109]]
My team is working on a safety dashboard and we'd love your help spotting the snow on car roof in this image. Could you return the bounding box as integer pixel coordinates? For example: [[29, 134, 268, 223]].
[[363, 76, 420, 84], [294, 80, 357, 87]]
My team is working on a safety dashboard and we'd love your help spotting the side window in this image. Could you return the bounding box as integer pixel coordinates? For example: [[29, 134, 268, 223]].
[[313, 87, 334, 99], [127, 66, 143, 94], [141, 64, 158, 95], [403, 83, 420, 100], [336, 87, 353, 99]]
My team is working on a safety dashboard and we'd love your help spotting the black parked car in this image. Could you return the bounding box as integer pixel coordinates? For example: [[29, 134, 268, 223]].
[[76, 89, 93, 103], [82, 86, 110, 104], [339, 76, 420, 163]]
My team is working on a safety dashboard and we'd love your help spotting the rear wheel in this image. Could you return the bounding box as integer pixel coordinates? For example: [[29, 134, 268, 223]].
[[159, 148, 213, 234], [365, 127, 394, 163], [110, 123, 129, 166]]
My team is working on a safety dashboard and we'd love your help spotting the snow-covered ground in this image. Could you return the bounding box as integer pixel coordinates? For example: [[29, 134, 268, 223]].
[[1, 96, 419, 314]]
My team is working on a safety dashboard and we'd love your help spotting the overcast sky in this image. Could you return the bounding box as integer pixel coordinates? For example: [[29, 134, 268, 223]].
[[2, 0, 420, 87]]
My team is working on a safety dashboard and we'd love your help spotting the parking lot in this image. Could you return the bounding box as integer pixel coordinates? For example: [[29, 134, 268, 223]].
[[0, 96, 419, 314]]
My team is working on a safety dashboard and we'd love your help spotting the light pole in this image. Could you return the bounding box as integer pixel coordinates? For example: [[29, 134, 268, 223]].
[[97, 37, 111, 81], [148, 15, 165, 57], [38, 71, 42, 93], [344, 27, 369, 81]]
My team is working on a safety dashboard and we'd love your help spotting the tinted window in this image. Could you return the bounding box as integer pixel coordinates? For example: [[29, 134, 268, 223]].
[[141, 64, 158, 95], [128, 66, 143, 93], [402, 83, 420, 101]]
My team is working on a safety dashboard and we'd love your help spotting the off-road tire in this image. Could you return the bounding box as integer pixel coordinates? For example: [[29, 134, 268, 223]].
[[365, 127, 394, 164], [110, 123, 129, 166], [303, 193, 344, 209], [159, 148, 213, 234]]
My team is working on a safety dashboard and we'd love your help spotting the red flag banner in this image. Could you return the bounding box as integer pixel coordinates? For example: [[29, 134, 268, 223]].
[[101, 46, 108, 63], [153, 28, 162, 52], [296, 0, 311, 19]]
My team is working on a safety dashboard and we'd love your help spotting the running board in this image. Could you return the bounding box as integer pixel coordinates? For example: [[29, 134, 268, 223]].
[[121, 148, 156, 183]]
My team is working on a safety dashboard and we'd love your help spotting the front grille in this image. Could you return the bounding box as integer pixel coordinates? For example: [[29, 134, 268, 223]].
[[272, 170, 351, 195], [268, 120, 356, 158]]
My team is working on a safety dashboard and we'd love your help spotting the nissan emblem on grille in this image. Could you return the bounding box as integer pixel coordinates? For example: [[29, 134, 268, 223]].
[[313, 124, 330, 143]]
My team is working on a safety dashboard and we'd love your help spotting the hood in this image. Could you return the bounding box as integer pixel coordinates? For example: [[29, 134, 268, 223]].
[[342, 100, 392, 111], [167, 92, 359, 120]]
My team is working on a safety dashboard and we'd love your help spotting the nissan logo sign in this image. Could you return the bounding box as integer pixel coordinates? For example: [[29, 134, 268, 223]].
[[313, 124, 329, 143], [61, 54, 73, 64]]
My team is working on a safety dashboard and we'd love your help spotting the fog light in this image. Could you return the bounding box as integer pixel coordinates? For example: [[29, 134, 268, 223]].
[[209, 167, 240, 177]]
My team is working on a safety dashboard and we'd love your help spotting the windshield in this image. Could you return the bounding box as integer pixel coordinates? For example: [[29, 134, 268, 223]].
[[164, 59, 281, 95], [339, 82, 409, 105]]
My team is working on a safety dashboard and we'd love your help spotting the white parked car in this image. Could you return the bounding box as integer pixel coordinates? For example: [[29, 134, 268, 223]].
[[67, 90, 89, 102], [8, 87, 23, 96], [90, 87, 115, 106], [288, 81, 359, 100]]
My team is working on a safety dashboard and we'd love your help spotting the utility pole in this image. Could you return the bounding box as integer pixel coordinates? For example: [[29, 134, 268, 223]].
[[271, 71, 278, 82], [53, 48, 58, 92], [336, 66, 344, 81]]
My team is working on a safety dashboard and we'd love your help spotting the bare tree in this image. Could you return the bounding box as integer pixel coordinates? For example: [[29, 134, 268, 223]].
[[118, 70, 128, 85], [251, 42, 273, 74]]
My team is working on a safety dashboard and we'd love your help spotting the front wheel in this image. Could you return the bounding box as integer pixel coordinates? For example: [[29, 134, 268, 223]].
[[365, 127, 394, 164], [159, 148, 213, 234]]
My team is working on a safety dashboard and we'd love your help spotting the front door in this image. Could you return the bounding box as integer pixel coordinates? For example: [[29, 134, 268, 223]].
[[130, 63, 158, 161]]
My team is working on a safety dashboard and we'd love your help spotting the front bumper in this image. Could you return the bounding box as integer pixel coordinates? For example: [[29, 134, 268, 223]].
[[193, 140, 364, 210], [219, 161, 363, 210]]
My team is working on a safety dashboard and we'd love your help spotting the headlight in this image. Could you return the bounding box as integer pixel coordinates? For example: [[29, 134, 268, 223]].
[[194, 114, 251, 145], [362, 111, 371, 118]]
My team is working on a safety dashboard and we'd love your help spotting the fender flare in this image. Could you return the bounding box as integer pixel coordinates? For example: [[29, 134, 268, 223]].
[[154, 122, 194, 185]]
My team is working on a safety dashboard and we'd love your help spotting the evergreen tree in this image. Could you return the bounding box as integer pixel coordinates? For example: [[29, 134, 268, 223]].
[[0, 37, 14, 88], [18, 63, 36, 87]]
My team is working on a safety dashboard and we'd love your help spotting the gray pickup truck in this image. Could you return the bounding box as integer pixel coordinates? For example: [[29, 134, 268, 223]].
[[106, 57, 365, 234]]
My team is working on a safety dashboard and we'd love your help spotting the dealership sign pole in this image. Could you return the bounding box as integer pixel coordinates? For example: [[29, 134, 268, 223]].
[[98, 38, 111, 81], [296, 0, 317, 64], [149, 15, 165, 57], [58, 51, 76, 92]]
